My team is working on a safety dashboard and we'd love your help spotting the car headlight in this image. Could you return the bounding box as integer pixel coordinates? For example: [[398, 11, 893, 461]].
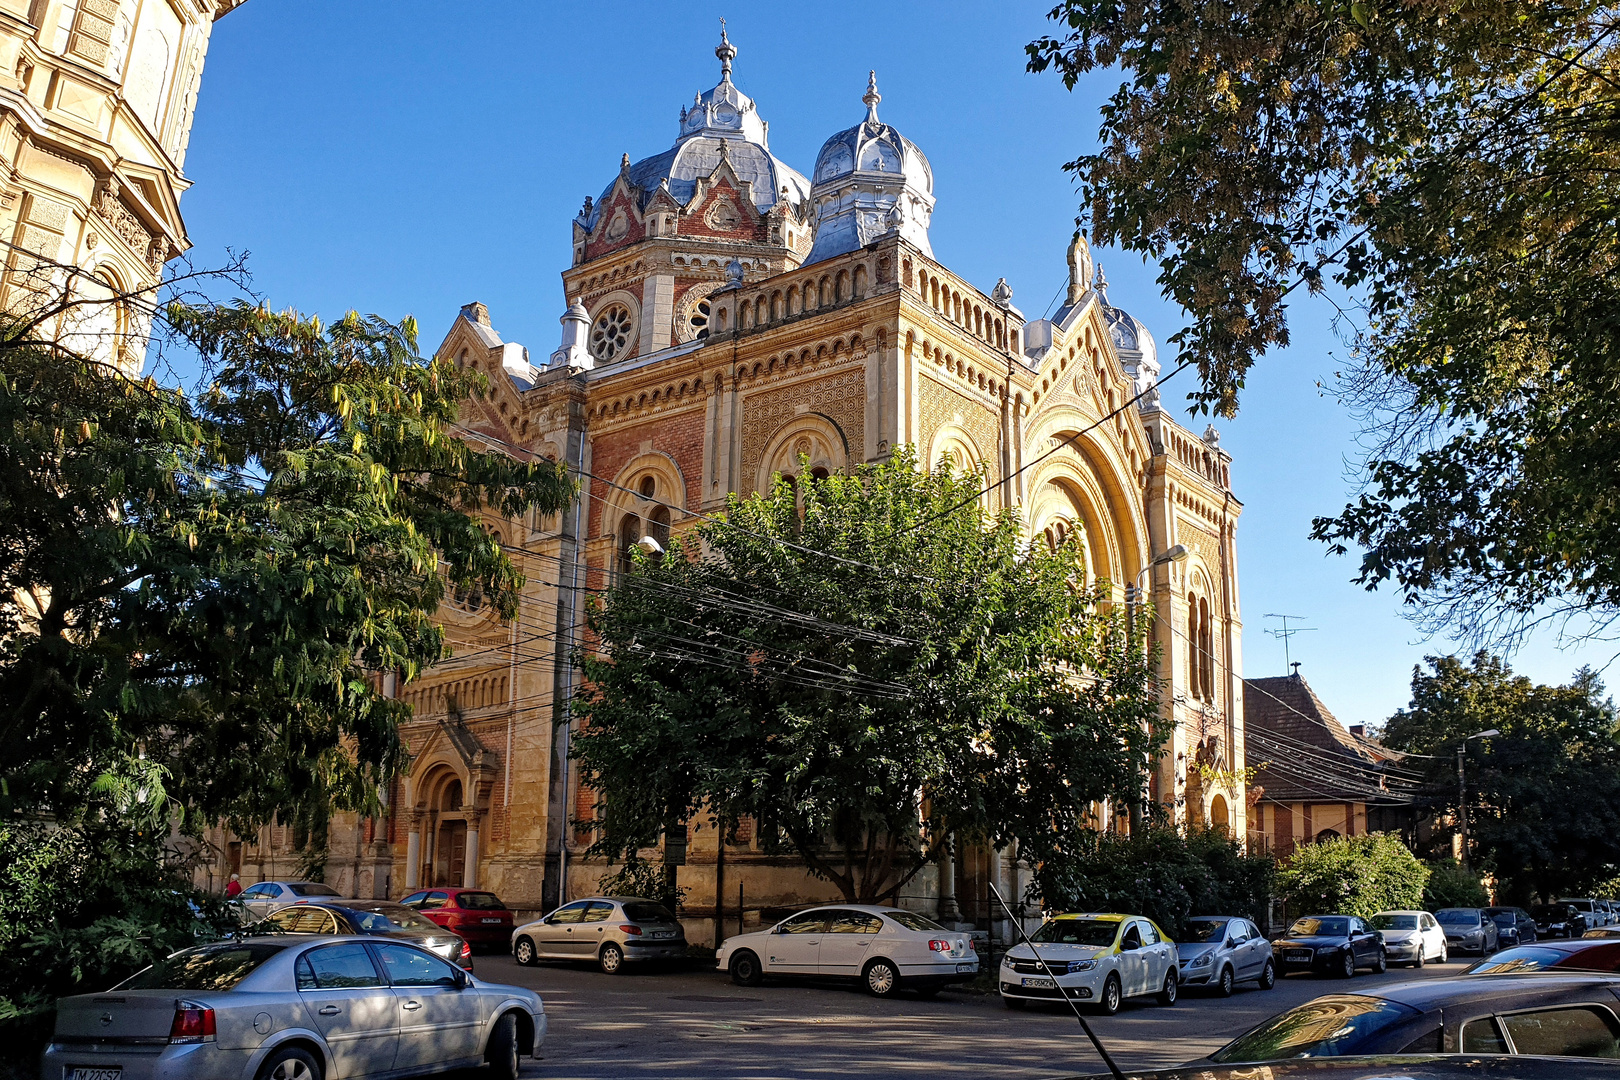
[[1192, 952, 1214, 966], [1065, 960, 1097, 973]]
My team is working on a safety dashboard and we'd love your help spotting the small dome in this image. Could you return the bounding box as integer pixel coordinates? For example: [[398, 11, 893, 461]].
[[1097, 267, 1160, 396], [804, 72, 935, 265]]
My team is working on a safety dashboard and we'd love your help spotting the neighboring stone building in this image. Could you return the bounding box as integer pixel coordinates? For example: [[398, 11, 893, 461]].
[[213, 34, 1250, 940], [1243, 672, 1409, 858], [0, 0, 242, 367]]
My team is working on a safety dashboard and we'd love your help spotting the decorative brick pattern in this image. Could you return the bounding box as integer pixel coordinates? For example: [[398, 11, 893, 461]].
[[739, 366, 865, 487]]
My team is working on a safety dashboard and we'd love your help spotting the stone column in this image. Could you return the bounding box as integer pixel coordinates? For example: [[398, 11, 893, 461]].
[[464, 811, 484, 889], [937, 836, 961, 924], [404, 812, 423, 891]]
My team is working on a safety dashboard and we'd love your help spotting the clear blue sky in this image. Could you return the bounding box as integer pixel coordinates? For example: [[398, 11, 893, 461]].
[[175, 0, 1605, 726]]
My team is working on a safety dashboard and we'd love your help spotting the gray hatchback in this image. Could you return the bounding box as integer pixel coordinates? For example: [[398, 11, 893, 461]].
[[1177, 915, 1276, 995], [511, 896, 687, 974]]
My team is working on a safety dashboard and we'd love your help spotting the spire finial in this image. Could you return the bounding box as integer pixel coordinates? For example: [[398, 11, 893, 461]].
[[863, 70, 881, 124], [716, 18, 736, 82]]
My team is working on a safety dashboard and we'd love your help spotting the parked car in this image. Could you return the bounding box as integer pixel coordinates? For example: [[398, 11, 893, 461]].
[[1465, 939, 1620, 975], [1437, 907, 1500, 955], [715, 904, 977, 998], [1561, 899, 1606, 931], [512, 895, 687, 975], [1071, 1057, 1620, 1079], [1272, 914, 1387, 978], [1176, 916, 1275, 995], [1485, 906, 1540, 948], [996, 912, 1178, 1014], [1200, 974, 1620, 1063], [42, 937, 543, 1080], [263, 900, 474, 970], [1533, 902, 1588, 939], [1602, 900, 1620, 926], [399, 888, 514, 952], [235, 880, 344, 920], [1372, 910, 1449, 967]]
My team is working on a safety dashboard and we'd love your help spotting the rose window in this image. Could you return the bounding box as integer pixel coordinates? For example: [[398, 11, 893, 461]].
[[689, 297, 712, 340], [590, 304, 633, 361]]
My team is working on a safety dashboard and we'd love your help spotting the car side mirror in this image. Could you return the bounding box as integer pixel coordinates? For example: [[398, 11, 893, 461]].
[[1225, 938, 1237, 948], [453, 970, 469, 990]]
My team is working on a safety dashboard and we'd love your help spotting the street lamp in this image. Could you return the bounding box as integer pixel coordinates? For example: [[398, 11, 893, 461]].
[[1457, 728, 1500, 871], [1129, 544, 1188, 606]]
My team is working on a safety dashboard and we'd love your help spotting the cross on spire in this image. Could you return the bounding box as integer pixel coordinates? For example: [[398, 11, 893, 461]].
[[716, 18, 736, 83]]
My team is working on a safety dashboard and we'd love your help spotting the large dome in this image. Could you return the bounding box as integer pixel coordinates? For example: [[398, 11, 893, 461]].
[[804, 73, 935, 265], [578, 30, 809, 232]]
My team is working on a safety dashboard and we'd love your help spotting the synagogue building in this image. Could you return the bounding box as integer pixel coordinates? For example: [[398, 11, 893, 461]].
[[214, 33, 1250, 939]]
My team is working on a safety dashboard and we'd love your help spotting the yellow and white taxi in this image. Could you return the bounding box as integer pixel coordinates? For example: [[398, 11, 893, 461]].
[[999, 912, 1179, 1014]]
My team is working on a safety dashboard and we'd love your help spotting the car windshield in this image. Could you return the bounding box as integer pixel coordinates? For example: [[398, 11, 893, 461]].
[[1465, 946, 1569, 974], [1032, 919, 1120, 947], [1438, 909, 1480, 925], [1183, 920, 1228, 943], [884, 910, 947, 933], [1566, 901, 1596, 911], [115, 944, 284, 991], [456, 892, 506, 911], [1290, 917, 1349, 937], [1491, 913, 1517, 926], [1370, 914, 1420, 931], [1531, 905, 1564, 919], [1212, 995, 1421, 1062], [288, 883, 341, 898], [346, 904, 441, 933], [622, 902, 676, 923]]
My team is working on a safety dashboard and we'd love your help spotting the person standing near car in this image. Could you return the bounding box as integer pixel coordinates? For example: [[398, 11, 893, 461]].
[[225, 873, 242, 899]]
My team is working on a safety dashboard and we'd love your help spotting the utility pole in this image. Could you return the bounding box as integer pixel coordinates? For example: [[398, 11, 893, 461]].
[[1457, 744, 1470, 871]]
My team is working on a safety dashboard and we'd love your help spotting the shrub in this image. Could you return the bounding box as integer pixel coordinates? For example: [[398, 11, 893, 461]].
[[1423, 858, 1490, 909], [597, 856, 687, 910], [1035, 825, 1275, 939], [1276, 834, 1429, 919]]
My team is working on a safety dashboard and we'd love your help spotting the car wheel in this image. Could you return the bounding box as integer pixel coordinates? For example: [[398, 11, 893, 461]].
[[1216, 965, 1235, 997], [484, 1012, 520, 1080], [729, 949, 763, 987], [1413, 945, 1425, 968], [1156, 969, 1178, 1006], [1440, 944, 1449, 963], [1339, 950, 1356, 978], [1258, 959, 1276, 990], [863, 958, 900, 998], [599, 942, 624, 975], [513, 936, 537, 967], [257, 1046, 322, 1080], [1371, 948, 1386, 974], [1097, 973, 1122, 1016], [1003, 996, 1027, 1010]]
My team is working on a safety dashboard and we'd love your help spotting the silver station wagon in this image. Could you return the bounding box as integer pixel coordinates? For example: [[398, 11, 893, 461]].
[[42, 936, 544, 1080]]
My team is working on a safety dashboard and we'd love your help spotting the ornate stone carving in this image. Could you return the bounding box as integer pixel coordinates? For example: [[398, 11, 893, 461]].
[[93, 180, 156, 266], [740, 367, 866, 488], [705, 196, 740, 231], [919, 376, 999, 480]]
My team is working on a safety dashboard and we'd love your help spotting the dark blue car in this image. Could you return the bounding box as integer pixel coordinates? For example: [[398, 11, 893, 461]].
[[1272, 914, 1386, 977]]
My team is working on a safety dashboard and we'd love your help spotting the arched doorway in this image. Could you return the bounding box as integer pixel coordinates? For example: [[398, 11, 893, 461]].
[[1210, 794, 1230, 835], [432, 778, 466, 887]]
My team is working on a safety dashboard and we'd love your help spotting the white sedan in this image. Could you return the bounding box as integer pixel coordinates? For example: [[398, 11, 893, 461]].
[[999, 913, 1179, 1014], [715, 904, 978, 997], [1370, 909, 1449, 966]]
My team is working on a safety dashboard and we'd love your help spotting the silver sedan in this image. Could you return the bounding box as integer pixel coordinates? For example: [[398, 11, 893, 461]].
[[42, 936, 544, 1080]]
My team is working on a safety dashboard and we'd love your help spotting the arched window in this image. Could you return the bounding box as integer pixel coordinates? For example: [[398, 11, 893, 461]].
[[1199, 596, 1214, 701], [617, 512, 642, 577], [1210, 794, 1230, 835], [647, 504, 671, 555]]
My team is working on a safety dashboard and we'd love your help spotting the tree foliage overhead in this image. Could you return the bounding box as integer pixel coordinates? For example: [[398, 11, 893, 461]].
[[1276, 833, 1430, 919], [1380, 652, 1620, 902], [571, 451, 1161, 904], [0, 300, 574, 831], [1028, 0, 1620, 645]]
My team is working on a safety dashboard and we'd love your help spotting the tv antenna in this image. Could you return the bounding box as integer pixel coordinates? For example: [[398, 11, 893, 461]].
[[1264, 612, 1317, 672]]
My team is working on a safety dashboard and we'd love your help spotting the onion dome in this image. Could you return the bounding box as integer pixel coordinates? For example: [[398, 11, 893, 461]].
[[1096, 265, 1161, 399], [576, 27, 809, 232], [804, 72, 935, 265]]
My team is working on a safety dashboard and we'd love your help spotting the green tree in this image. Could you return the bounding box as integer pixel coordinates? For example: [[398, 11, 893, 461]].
[[0, 300, 572, 1044], [1422, 858, 1490, 909], [1380, 653, 1620, 902], [1276, 834, 1429, 919], [1038, 825, 1275, 938], [571, 450, 1161, 904], [1028, 1, 1620, 645]]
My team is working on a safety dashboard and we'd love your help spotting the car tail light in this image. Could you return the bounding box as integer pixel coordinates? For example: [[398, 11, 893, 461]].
[[928, 939, 951, 952], [619, 924, 643, 935], [169, 1003, 216, 1044], [458, 939, 473, 969], [965, 938, 976, 952]]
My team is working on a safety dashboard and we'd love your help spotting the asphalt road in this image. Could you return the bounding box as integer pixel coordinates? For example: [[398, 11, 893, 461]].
[[483, 949, 1473, 1080]]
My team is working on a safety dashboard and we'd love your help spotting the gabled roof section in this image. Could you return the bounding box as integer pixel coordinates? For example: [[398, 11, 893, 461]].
[[1244, 674, 1390, 803]]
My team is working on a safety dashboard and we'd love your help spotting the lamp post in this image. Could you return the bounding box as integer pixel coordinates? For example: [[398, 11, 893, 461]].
[[1124, 544, 1189, 832], [1457, 728, 1500, 871]]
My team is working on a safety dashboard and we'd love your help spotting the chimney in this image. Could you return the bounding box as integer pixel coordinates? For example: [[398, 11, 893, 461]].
[[1349, 724, 1366, 737], [460, 302, 492, 327]]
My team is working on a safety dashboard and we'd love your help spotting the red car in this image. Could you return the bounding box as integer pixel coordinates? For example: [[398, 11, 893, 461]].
[[399, 888, 514, 950]]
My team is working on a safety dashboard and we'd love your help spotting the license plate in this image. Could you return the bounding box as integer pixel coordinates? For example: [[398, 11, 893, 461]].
[[481, 918, 503, 924], [1021, 976, 1055, 989], [651, 930, 675, 939], [68, 1070, 122, 1080], [956, 963, 976, 973], [1286, 950, 1311, 961]]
